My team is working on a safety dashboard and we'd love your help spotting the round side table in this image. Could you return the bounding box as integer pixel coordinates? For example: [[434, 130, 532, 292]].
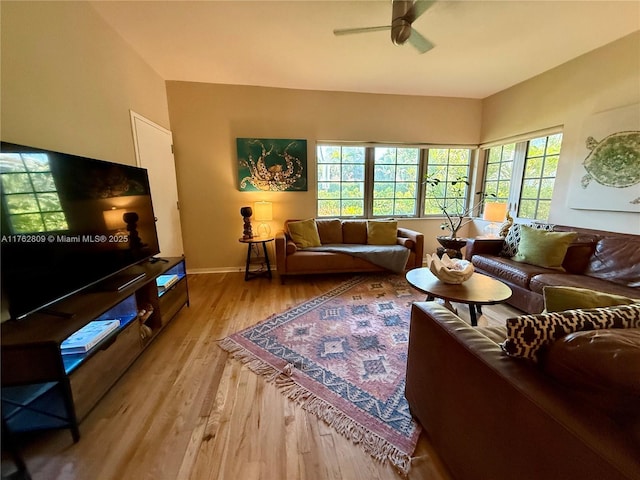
[[238, 236, 274, 281]]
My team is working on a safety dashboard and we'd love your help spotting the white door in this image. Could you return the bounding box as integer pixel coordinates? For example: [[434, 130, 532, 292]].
[[130, 111, 184, 257]]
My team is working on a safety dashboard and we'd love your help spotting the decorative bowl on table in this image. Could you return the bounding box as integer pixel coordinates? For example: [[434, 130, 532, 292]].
[[425, 253, 474, 284]]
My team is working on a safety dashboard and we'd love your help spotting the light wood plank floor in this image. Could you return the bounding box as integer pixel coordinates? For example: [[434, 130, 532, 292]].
[[8, 272, 522, 480]]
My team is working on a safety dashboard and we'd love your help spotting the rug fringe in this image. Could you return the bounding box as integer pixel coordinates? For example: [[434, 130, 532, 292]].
[[218, 337, 413, 476]]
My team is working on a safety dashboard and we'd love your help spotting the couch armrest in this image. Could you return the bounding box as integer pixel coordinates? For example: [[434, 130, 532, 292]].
[[397, 227, 424, 269], [275, 230, 288, 273], [464, 237, 504, 261]]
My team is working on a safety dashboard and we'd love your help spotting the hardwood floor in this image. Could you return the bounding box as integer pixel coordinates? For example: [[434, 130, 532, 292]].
[[8, 272, 522, 480]]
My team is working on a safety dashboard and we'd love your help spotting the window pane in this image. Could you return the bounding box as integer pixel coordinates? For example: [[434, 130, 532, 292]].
[[424, 149, 471, 217], [482, 145, 513, 205], [1, 173, 32, 193], [342, 199, 363, 216], [373, 147, 419, 217], [1, 153, 66, 234], [9, 213, 45, 233], [36, 192, 64, 212], [546, 134, 563, 155], [43, 212, 68, 231], [316, 146, 365, 218], [394, 199, 416, 216], [518, 133, 563, 220], [318, 199, 340, 217], [0, 153, 27, 173], [30, 172, 56, 191], [6, 193, 40, 214], [373, 199, 393, 216]]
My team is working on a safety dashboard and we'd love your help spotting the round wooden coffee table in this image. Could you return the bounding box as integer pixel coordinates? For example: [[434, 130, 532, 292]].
[[405, 268, 512, 326]]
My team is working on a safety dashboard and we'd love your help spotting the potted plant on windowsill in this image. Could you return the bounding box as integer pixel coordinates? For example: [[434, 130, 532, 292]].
[[424, 174, 495, 257]]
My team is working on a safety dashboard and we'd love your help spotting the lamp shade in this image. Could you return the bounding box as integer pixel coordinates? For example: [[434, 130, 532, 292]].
[[254, 201, 273, 221], [103, 208, 127, 230], [483, 202, 507, 222]]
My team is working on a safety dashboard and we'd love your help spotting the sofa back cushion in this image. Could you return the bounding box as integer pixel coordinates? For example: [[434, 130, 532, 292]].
[[502, 303, 640, 362], [585, 236, 640, 288], [315, 219, 343, 244], [342, 220, 368, 244], [543, 286, 638, 312], [287, 219, 321, 248], [512, 226, 577, 270], [542, 329, 640, 414], [561, 240, 597, 274], [366, 220, 397, 245]]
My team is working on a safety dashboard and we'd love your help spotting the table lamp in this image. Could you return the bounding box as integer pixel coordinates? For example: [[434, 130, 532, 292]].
[[254, 201, 273, 237], [483, 202, 508, 238]]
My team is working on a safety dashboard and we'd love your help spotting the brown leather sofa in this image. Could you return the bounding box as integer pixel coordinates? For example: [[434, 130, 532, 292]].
[[405, 302, 640, 480], [275, 219, 424, 280], [465, 225, 640, 313]]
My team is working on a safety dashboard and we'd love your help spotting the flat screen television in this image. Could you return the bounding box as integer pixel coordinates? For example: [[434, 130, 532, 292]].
[[1, 142, 160, 320]]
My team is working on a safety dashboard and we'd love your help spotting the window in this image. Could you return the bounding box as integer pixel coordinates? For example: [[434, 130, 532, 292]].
[[423, 149, 471, 216], [373, 148, 420, 216], [317, 146, 366, 217], [316, 144, 471, 218], [0, 152, 68, 233], [482, 133, 562, 222]]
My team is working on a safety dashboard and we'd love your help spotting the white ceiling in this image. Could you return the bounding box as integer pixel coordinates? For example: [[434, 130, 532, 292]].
[[90, 0, 640, 99]]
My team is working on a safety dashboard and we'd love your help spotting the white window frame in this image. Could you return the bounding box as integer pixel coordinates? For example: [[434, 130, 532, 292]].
[[316, 143, 474, 219], [480, 130, 563, 222]]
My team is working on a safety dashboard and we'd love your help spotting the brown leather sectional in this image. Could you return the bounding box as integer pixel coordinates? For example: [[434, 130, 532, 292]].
[[465, 225, 640, 313], [405, 302, 640, 480]]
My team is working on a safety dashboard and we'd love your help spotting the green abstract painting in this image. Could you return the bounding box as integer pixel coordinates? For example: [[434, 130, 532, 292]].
[[237, 138, 307, 192]]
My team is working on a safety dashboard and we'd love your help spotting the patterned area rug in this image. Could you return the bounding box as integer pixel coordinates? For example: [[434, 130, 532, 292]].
[[219, 274, 426, 475]]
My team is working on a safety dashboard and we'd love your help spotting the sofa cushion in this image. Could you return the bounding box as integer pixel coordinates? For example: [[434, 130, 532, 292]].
[[287, 218, 321, 248], [472, 254, 555, 289], [315, 218, 343, 244], [543, 328, 640, 396], [529, 273, 640, 300], [366, 219, 397, 245], [584, 236, 640, 288], [342, 220, 368, 244], [513, 226, 577, 270], [561, 240, 598, 274], [501, 303, 640, 362], [500, 222, 554, 257], [543, 286, 639, 313]]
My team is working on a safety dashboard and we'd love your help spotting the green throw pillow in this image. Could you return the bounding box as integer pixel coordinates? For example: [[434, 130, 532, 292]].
[[366, 220, 397, 245], [543, 286, 639, 313], [288, 219, 321, 249], [513, 226, 576, 270]]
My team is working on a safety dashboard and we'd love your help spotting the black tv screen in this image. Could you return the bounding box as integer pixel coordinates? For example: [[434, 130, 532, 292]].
[[1, 142, 160, 320]]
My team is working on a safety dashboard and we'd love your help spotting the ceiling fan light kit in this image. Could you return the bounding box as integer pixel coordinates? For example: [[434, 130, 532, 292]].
[[333, 0, 436, 54]]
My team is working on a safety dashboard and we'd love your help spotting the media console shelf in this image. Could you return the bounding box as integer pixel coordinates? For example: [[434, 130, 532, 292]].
[[1, 257, 189, 441]]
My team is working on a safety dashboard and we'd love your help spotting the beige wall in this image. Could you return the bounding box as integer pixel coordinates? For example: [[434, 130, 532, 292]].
[[480, 31, 640, 235], [165, 82, 482, 271], [1, 1, 170, 165]]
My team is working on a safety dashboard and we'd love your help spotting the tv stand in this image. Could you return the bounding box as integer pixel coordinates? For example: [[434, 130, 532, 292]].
[[149, 257, 169, 263], [1, 257, 189, 442], [39, 308, 76, 319], [97, 271, 146, 291]]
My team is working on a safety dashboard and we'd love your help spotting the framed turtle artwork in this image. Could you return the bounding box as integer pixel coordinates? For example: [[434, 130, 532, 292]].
[[568, 103, 640, 213], [236, 138, 307, 191]]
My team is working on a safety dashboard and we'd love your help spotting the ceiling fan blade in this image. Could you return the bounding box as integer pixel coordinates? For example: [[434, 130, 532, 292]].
[[333, 25, 391, 36], [407, 28, 435, 54], [411, 0, 437, 20]]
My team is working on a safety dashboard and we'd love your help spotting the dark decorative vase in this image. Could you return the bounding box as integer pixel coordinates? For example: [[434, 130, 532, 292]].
[[436, 236, 467, 259], [240, 206, 253, 239]]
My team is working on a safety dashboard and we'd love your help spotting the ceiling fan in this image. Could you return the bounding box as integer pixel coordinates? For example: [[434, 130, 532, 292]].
[[333, 0, 436, 54]]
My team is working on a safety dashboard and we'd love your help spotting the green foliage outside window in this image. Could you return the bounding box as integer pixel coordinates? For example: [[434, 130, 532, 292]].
[[0, 153, 68, 233]]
